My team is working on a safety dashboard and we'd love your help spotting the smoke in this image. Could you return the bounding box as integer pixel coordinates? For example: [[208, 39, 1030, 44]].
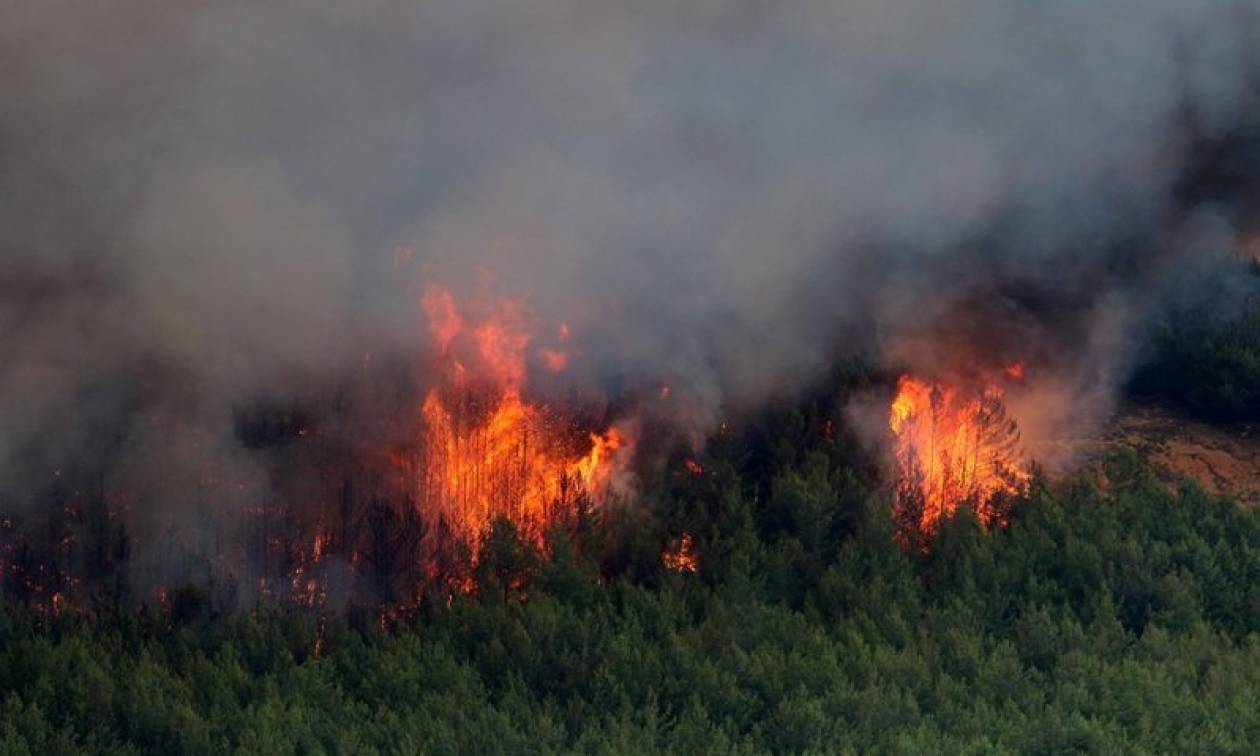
[[3, 0, 1260, 592]]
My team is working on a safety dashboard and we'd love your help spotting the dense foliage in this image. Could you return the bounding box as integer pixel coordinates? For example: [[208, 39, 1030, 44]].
[[4, 400, 1260, 755], [1130, 262, 1260, 421]]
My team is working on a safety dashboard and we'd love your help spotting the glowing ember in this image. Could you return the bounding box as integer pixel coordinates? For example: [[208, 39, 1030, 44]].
[[407, 285, 631, 550], [662, 533, 699, 573], [888, 366, 1030, 536]]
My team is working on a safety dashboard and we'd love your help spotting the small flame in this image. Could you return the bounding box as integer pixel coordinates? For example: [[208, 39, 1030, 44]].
[[663, 533, 698, 573], [312, 531, 329, 561]]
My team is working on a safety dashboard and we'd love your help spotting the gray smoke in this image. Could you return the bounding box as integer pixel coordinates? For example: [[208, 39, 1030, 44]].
[[2, 0, 1259, 587]]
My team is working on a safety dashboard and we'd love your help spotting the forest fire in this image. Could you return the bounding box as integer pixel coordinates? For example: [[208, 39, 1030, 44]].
[[662, 533, 698, 573], [888, 365, 1031, 537], [399, 285, 632, 551], [0, 282, 640, 615]]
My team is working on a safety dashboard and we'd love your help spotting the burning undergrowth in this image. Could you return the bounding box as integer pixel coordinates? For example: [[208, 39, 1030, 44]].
[[0, 281, 660, 617]]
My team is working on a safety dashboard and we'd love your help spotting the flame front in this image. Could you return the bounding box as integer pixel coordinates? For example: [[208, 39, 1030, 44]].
[[408, 286, 629, 549], [888, 368, 1030, 536]]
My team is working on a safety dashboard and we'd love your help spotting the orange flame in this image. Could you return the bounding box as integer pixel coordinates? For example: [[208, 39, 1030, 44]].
[[409, 286, 631, 550], [662, 533, 698, 573], [888, 369, 1029, 536]]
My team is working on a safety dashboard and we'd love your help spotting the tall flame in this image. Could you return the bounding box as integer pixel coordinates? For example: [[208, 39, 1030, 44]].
[[888, 366, 1030, 536], [407, 285, 629, 549]]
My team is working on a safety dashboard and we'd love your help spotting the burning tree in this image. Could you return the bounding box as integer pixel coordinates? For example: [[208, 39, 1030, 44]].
[[392, 285, 632, 568], [888, 369, 1029, 542]]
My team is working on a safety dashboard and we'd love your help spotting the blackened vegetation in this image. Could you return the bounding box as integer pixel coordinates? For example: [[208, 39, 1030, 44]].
[[0, 470, 131, 611], [359, 496, 427, 604], [233, 402, 312, 450], [0, 379, 618, 615]]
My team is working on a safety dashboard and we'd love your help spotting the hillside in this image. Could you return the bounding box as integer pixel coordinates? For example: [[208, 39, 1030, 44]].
[[1102, 404, 1260, 506]]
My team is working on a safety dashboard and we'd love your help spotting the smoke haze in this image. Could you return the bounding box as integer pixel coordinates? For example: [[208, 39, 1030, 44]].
[[3, 1, 1260, 588]]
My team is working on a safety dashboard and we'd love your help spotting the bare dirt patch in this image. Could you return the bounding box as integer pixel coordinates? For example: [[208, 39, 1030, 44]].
[[1080, 403, 1260, 505]]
